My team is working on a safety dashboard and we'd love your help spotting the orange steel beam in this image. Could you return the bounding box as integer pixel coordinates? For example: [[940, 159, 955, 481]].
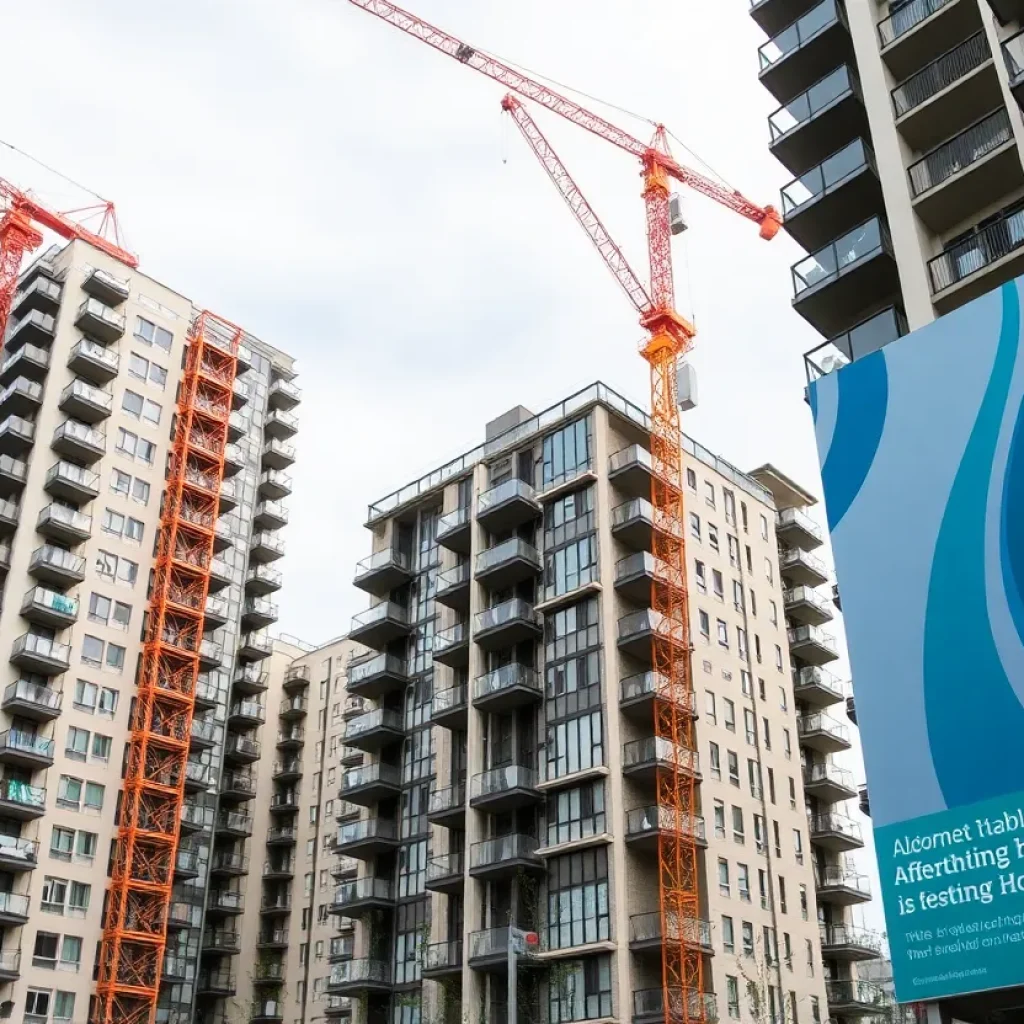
[[95, 311, 241, 1024]]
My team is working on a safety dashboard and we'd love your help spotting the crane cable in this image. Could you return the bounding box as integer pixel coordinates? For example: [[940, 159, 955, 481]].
[[0, 137, 112, 204]]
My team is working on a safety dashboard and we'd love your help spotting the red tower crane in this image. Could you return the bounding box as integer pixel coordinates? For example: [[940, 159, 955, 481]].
[[344, 4, 781, 1023], [0, 177, 136, 344]]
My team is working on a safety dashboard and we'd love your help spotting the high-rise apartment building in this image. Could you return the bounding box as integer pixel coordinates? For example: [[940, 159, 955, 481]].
[[751, 0, 1024, 376], [0, 238, 299, 1024], [327, 382, 875, 1024]]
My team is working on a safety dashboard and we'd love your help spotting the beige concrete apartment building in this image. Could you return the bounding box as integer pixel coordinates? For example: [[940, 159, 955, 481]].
[[751, 0, 1024, 377], [323, 383, 874, 1024], [0, 239, 299, 1024]]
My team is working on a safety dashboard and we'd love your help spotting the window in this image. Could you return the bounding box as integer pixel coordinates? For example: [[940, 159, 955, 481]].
[[811, 996, 821, 1023], [762, 717, 772, 751], [76, 831, 97, 860], [741, 502, 748, 532], [716, 619, 729, 647], [135, 315, 173, 350], [760, 513, 769, 540], [767, 767, 776, 804], [785, 936, 794, 971], [116, 558, 138, 586], [129, 351, 149, 380], [112, 602, 132, 631], [548, 955, 612, 1023], [709, 742, 721, 780], [745, 544, 753, 572], [728, 534, 740, 568], [544, 536, 597, 599], [704, 481, 715, 507], [741, 670, 752, 697], [807, 940, 816, 977], [101, 509, 124, 537], [722, 915, 735, 953], [759, 677, 767, 701], [779, 876, 788, 914], [744, 709, 756, 745], [724, 489, 736, 524], [775, 644, 784, 671], [110, 468, 131, 495], [755, 635, 762, 663], [546, 711, 603, 779], [85, 782, 104, 810], [88, 593, 112, 625], [546, 848, 609, 949], [689, 512, 701, 540], [726, 976, 740, 1019], [793, 828, 804, 864], [754, 815, 766, 853], [698, 610, 710, 640], [105, 644, 125, 672], [142, 397, 161, 425], [542, 416, 591, 488], [732, 806, 744, 844], [122, 390, 144, 419], [686, 467, 697, 490], [732, 579, 743, 609], [727, 750, 739, 786], [742, 921, 754, 957], [713, 799, 725, 839], [789, 776, 797, 810], [737, 627, 747, 660], [66, 727, 89, 761], [91, 734, 112, 762], [737, 863, 750, 901], [718, 858, 730, 896], [748, 759, 762, 797], [800, 884, 809, 920], [81, 636, 103, 667], [709, 523, 719, 551], [760, 869, 771, 909], [42, 875, 68, 913], [769, 599, 778, 625], [779, 686, 788, 712], [98, 687, 119, 717], [712, 569, 724, 600], [132, 478, 150, 504], [547, 780, 606, 846], [27, 990, 52, 1015], [723, 698, 735, 733], [51, 826, 75, 860], [783, 728, 791, 759], [116, 427, 138, 458], [60, 935, 82, 971], [695, 560, 706, 594], [33, 931, 59, 968], [749, 589, 757, 616], [95, 551, 116, 580], [124, 518, 143, 543], [705, 691, 716, 725]]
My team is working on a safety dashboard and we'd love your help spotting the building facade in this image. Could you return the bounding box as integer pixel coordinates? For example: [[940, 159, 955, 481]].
[[751, 0, 1024, 377], [0, 239, 298, 1024], [331, 383, 874, 1024]]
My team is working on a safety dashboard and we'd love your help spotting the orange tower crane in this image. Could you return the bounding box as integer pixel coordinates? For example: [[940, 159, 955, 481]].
[[344, 4, 781, 1022]]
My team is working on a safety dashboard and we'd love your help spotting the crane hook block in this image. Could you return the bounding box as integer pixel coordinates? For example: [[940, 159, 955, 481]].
[[759, 205, 782, 241], [669, 194, 688, 236]]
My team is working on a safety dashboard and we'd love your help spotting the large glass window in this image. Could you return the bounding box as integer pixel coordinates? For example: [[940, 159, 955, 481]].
[[545, 597, 600, 666], [542, 415, 592, 488], [547, 780, 606, 846], [544, 536, 597, 600], [393, 901, 426, 984], [546, 848, 610, 949], [549, 956, 612, 1022], [397, 839, 427, 898], [546, 710, 603, 780]]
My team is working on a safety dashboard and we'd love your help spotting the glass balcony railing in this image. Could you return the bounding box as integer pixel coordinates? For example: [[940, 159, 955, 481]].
[[0, 730, 53, 759], [623, 736, 699, 775], [60, 378, 112, 412], [345, 708, 403, 741], [338, 817, 398, 845], [878, 0, 956, 47], [825, 980, 890, 1009], [780, 547, 828, 578], [77, 297, 125, 332], [630, 910, 711, 948], [349, 652, 408, 688], [929, 203, 1024, 293], [427, 851, 464, 881], [820, 924, 881, 951], [777, 507, 823, 542], [476, 537, 540, 576], [428, 784, 465, 817], [3, 680, 61, 713], [0, 778, 45, 809], [334, 877, 393, 906], [798, 712, 849, 743], [792, 218, 890, 298], [36, 503, 91, 535], [475, 597, 538, 634], [784, 586, 831, 617], [892, 32, 990, 117], [471, 833, 539, 868], [810, 813, 863, 842], [816, 865, 871, 895], [45, 460, 99, 492], [328, 959, 390, 986], [471, 764, 538, 799], [789, 625, 838, 654], [437, 505, 469, 536], [478, 477, 537, 514], [769, 65, 859, 142], [434, 622, 467, 653], [342, 762, 402, 792], [909, 109, 1012, 197], [804, 762, 855, 791], [759, 0, 840, 72], [625, 805, 706, 843], [633, 988, 718, 1023], [781, 139, 874, 218], [473, 663, 541, 702], [619, 671, 695, 712], [12, 632, 71, 666]]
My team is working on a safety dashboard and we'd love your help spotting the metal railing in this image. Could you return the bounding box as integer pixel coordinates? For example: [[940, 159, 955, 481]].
[[782, 138, 875, 218], [623, 736, 699, 774], [630, 910, 712, 948], [342, 762, 402, 791], [759, 0, 840, 72], [929, 204, 1024, 292], [477, 536, 540, 576], [12, 632, 71, 665], [780, 547, 828, 577], [878, 0, 955, 46], [820, 924, 882, 951], [351, 601, 408, 632], [626, 805, 706, 842], [825, 980, 890, 1008], [798, 712, 848, 743], [769, 65, 858, 141], [37, 502, 91, 534], [909, 109, 1012, 197], [792, 218, 890, 298], [789, 625, 838, 654], [892, 32, 990, 117], [437, 504, 469, 536], [816, 864, 870, 894], [803, 762, 855, 791], [809, 813, 863, 842]]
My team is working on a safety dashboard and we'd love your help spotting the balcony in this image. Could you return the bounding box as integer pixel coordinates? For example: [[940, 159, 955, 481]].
[[633, 988, 718, 1024], [478, 478, 541, 533], [13, 276, 61, 318], [197, 637, 224, 667], [278, 696, 307, 722], [262, 438, 296, 470], [270, 791, 300, 815], [0, 779, 45, 820], [266, 826, 297, 847], [184, 760, 214, 790], [331, 877, 394, 916], [468, 928, 532, 972], [475, 598, 541, 650], [260, 892, 293, 916], [220, 769, 257, 799], [783, 585, 833, 626], [437, 504, 471, 552], [207, 888, 246, 916], [235, 664, 269, 696], [201, 929, 241, 955], [0, 378, 42, 420], [0, 891, 30, 926], [180, 800, 215, 833], [264, 407, 298, 440], [879, 0, 982, 80], [272, 758, 302, 783], [238, 631, 273, 660], [776, 506, 823, 552], [254, 499, 288, 530], [245, 565, 282, 596], [59, 378, 112, 423], [435, 562, 470, 610], [789, 624, 839, 665], [758, 0, 852, 104], [0, 837, 37, 874], [825, 980, 890, 1016], [473, 663, 542, 712], [803, 761, 857, 802], [0, 499, 16, 538], [336, 817, 400, 858], [344, 708, 404, 752], [253, 960, 287, 988], [204, 593, 230, 629], [20, 586, 78, 628], [608, 444, 659, 498], [0, 343, 49, 385], [470, 764, 541, 813], [262, 856, 295, 880], [341, 761, 403, 805], [431, 683, 468, 729], [276, 726, 304, 750], [797, 712, 851, 753], [428, 784, 466, 828], [616, 551, 678, 605], [36, 503, 91, 544], [612, 497, 663, 551], [625, 805, 706, 852], [190, 716, 219, 750], [617, 609, 686, 662], [11, 633, 71, 675], [779, 546, 828, 587], [347, 652, 410, 699], [232, 376, 251, 410], [83, 266, 130, 304], [892, 32, 998, 151], [0, 730, 54, 770], [228, 701, 265, 729], [476, 537, 541, 590], [7, 310, 55, 350], [0, 416, 32, 458], [910, 110, 1020, 234], [623, 737, 700, 786], [28, 544, 87, 588], [218, 477, 242, 513], [809, 812, 864, 851], [259, 468, 292, 500], [629, 911, 713, 955], [250, 531, 285, 562], [268, 376, 301, 409], [44, 460, 99, 503], [354, 548, 412, 596], [224, 734, 260, 764], [792, 217, 897, 337], [749, 0, 823, 35], [769, 65, 867, 176], [68, 337, 119, 384], [619, 671, 696, 723], [433, 621, 470, 666], [2, 680, 61, 722], [425, 851, 465, 894], [0, 455, 25, 497], [75, 297, 125, 341], [820, 924, 882, 961], [350, 602, 411, 650], [928, 203, 1024, 310], [423, 940, 463, 979], [816, 865, 872, 906], [325, 959, 392, 995]]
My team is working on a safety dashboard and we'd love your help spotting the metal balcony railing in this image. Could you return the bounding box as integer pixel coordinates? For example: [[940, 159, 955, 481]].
[[878, 0, 956, 46], [928, 204, 1024, 292], [630, 910, 711, 948], [804, 761, 855, 790], [625, 805, 706, 842], [809, 813, 863, 842], [798, 712, 849, 742], [909, 109, 1012, 197], [892, 32, 990, 117]]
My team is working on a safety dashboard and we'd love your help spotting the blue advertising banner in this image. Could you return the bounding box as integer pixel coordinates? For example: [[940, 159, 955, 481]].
[[809, 280, 1024, 1003]]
